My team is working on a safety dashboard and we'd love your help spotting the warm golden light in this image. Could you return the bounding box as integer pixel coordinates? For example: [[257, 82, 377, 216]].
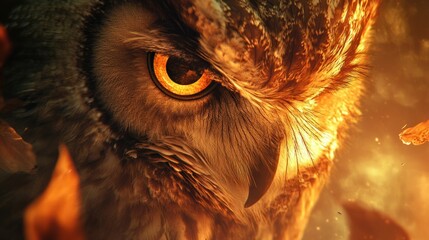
[[1, 0, 427, 239], [303, 1, 429, 239], [25, 145, 84, 240]]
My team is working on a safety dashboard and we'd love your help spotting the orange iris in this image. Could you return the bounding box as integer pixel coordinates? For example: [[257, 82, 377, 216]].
[[151, 53, 214, 98]]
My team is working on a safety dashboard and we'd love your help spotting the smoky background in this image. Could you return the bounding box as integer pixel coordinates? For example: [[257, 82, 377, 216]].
[[304, 0, 429, 239], [1, 0, 428, 239]]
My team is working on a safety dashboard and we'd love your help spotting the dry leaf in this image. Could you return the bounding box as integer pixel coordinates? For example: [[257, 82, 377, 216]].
[[0, 120, 36, 172], [24, 145, 84, 240], [0, 24, 35, 173], [343, 202, 409, 240], [399, 120, 429, 145]]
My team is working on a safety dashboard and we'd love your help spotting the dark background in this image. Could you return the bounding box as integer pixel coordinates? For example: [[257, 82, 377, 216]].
[[0, 0, 16, 24], [304, 0, 429, 239]]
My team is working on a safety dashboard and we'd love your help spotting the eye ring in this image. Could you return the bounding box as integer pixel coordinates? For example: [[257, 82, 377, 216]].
[[147, 53, 217, 100]]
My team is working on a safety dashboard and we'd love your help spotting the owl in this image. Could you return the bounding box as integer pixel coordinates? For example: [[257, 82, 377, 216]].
[[0, 0, 379, 239]]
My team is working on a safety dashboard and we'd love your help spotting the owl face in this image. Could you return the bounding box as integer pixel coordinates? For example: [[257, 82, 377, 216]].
[[2, 0, 379, 238], [89, 2, 286, 208]]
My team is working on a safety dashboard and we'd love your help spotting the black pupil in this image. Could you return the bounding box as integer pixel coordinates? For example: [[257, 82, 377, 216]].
[[166, 56, 206, 85]]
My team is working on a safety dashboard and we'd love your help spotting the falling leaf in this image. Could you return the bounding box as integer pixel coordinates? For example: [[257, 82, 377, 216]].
[[343, 201, 409, 240], [24, 145, 85, 240], [399, 119, 429, 145], [0, 24, 34, 173], [0, 120, 36, 172]]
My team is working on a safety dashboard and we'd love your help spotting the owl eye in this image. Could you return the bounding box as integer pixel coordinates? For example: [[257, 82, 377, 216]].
[[148, 53, 216, 100]]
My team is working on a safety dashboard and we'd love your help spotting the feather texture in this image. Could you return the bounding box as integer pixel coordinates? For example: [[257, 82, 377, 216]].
[[1, 0, 379, 239]]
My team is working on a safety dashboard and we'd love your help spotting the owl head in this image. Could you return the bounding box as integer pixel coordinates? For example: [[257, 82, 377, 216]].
[[1, 0, 379, 239]]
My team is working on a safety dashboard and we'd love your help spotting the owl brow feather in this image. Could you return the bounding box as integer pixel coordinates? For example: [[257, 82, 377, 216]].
[[181, 0, 378, 114], [123, 15, 203, 61], [124, 31, 195, 61]]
